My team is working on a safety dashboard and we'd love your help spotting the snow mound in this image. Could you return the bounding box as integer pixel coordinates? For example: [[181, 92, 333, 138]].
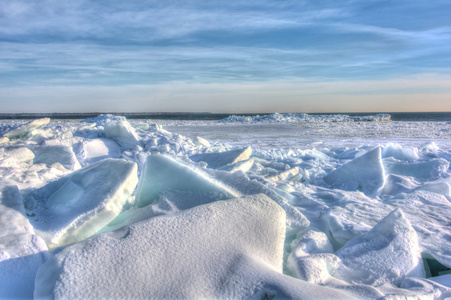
[[336, 208, 425, 286], [189, 146, 252, 169], [25, 159, 138, 250], [0, 185, 49, 299], [290, 230, 334, 258], [324, 147, 385, 196], [34, 194, 362, 299]]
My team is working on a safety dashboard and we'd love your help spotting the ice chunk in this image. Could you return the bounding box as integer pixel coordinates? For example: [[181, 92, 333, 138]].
[[135, 154, 238, 208], [336, 208, 425, 286], [324, 147, 385, 196], [381, 174, 419, 196], [0, 136, 9, 144], [78, 138, 122, 165], [31, 145, 81, 170], [195, 136, 211, 148], [26, 159, 138, 250], [267, 167, 300, 182], [3, 118, 50, 139], [189, 146, 252, 169], [316, 188, 451, 269], [288, 253, 341, 284], [0, 185, 49, 299], [104, 118, 140, 149], [384, 158, 449, 181], [382, 143, 419, 161], [219, 159, 254, 173], [382, 174, 451, 196], [290, 230, 334, 257], [401, 277, 451, 298], [0, 146, 35, 165], [34, 194, 362, 299]]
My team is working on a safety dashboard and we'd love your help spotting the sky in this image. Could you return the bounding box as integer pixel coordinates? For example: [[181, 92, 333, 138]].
[[0, 0, 450, 113]]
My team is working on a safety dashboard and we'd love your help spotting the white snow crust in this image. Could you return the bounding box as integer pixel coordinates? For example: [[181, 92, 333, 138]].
[[0, 114, 450, 299]]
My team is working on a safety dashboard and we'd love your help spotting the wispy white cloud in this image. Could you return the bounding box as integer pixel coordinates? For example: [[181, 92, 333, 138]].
[[0, 0, 450, 112], [0, 1, 347, 42], [1, 74, 450, 113]]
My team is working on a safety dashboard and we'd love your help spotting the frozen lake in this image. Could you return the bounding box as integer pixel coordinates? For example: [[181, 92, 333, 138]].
[[1, 114, 451, 299], [160, 120, 451, 149]]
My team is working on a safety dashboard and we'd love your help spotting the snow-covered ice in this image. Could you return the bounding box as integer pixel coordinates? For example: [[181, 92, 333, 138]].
[[24, 158, 138, 250], [0, 113, 450, 299], [0, 185, 48, 299]]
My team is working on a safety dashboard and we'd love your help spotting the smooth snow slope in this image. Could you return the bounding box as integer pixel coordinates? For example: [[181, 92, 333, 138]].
[[0, 114, 450, 299]]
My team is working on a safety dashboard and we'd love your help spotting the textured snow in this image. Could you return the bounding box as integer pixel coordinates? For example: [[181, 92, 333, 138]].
[[0, 115, 450, 299], [35, 194, 365, 300]]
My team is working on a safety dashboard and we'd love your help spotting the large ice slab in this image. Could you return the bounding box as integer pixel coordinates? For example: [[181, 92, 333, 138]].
[[324, 147, 385, 196], [34, 194, 363, 299], [0, 146, 35, 165], [135, 154, 237, 208], [31, 145, 81, 170], [382, 143, 420, 161], [0, 185, 48, 299], [105, 155, 309, 236], [336, 208, 425, 286], [383, 158, 449, 181], [77, 138, 122, 166], [3, 118, 50, 139], [104, 117, 140, 149], [25, 159, 138, 250], [189, 146, 252, 169]]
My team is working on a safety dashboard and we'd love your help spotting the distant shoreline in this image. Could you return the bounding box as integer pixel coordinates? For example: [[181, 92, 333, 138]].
[[0, 112, 450, 122]]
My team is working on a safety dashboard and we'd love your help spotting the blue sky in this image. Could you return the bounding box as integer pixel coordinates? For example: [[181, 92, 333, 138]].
[[0, 0, 450, 113]]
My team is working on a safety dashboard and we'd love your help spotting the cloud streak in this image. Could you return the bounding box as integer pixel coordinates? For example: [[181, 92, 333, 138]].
[[2, 74, 450, 113], [0, 0, 450, 112]]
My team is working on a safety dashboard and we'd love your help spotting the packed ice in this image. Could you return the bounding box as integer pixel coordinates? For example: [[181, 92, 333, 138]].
[[0, 113, 450, 299], [219, 112, 391, 123]]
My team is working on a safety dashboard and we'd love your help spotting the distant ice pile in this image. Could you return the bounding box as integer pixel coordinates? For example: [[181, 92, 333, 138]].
[[1, 114, 451, 299], [219, 112, 391, 123]]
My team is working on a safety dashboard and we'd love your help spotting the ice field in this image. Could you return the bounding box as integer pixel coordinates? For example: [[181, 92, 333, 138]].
[[1, 113, 451, 299]]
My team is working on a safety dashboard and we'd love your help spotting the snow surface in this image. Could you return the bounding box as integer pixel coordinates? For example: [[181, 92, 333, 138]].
[[0, 114, 451, 299]]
